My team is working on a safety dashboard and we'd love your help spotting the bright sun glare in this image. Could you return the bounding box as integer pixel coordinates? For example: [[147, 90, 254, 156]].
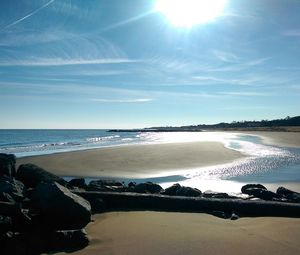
[[155, 0, 227, 27]]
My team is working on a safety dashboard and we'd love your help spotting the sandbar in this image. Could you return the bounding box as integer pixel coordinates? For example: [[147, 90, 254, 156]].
[[17, 142, 243, 178], [231, 131, 300, 148]]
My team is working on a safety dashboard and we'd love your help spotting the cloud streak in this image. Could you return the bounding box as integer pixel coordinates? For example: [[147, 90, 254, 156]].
[[0, 58, 137, 67], [282, 30, 300, 37], [213, 50, 239, 63], [1, 0, 56, 31], [91, 98, 153, 103]]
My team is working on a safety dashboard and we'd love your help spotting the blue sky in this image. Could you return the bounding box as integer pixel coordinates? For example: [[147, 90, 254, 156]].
[[0, 0, 299, 128]]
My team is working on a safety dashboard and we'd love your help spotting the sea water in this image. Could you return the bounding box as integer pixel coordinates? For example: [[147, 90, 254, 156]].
[[0, 130, 299, 192]]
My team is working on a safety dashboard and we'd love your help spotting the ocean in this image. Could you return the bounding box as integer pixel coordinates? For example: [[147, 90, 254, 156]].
[[1, 129, 300, 192]]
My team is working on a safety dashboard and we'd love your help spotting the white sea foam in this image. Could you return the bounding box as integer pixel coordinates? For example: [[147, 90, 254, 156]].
[[86, 135, 120, 142]]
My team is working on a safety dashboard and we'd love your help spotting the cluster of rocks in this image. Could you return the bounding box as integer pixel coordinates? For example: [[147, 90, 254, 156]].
[[0, 154, 91, 255], [1, 152, 300, 254], [241, 183, 300, 203], [80, 178, 300, 203]]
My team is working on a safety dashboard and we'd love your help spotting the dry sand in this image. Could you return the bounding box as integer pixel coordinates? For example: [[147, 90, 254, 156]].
[[17, 142, 243, 178], [58, 211, 300, 255], [233, 131, 300, 148]]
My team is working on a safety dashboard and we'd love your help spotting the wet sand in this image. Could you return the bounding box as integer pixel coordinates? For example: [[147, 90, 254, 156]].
[[17, 142, 244, 178], [58, 211, 300, 255]]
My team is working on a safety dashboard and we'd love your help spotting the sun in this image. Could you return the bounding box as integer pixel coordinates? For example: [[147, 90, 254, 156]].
[[155, 0, 227, 27]]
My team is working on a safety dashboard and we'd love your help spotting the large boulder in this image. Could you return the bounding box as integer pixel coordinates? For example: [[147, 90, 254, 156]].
[[87, 179, 126, 192], [31, 182, 91, 230], [202, 191, 232, 199], [162, 183, 201, 197], [89, 198, 106, 214], [277, 187, 299, 196], [46, 229, 89, 252], [0, 154, 16, 177], [276, 187, 300, 203], [241, 184, 279, 201], [68, 178, 87, 189], [241, 184, 267, 194], [0, 215, 12, 235], [241, 184, 267, 195], [255, 190, 280, 201], [0, 176, 26, 202], [16, 164, 67, 188], [175, 186, 202, 197], [163, 183, 181, 196], [133, 182, 163, 194]]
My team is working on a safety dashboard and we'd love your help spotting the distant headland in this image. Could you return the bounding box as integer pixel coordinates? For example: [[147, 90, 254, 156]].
[[109, 115, 300, 132]]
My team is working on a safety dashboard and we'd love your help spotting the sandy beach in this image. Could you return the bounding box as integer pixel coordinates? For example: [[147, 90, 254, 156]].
[[57, 211, 300, 255], [14, 132, 300, 255], [17, 141, 243, 178], [234, 131, 300, 148]]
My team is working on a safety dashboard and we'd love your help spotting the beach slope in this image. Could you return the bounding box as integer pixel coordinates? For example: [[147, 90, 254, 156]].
[[59, 211, 300, 255]]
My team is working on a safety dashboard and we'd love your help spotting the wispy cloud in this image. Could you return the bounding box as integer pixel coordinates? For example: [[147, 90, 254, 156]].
[[213, 50, 239, 63], [218, 91, 269, 97], [69, 70, 128, 76], [1, 0, 56, 31], [0, 57, 137, 67], [282, 29, 300, 37], [91, 98, 153, 103], [207, 57, 270, 72], [192, 75, 260, 86]]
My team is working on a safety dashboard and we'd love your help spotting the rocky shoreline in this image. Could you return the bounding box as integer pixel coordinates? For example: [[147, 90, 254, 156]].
[[1, 153, 300, 254]]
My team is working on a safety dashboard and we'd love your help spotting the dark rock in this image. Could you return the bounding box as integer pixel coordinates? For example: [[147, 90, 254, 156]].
[[0, 215, 12, 234], [247, 189, 280, 201], [175, 186, 202, 197], [87, 179, 126, 192], [202, 191, 231, 199], [230, 212, 239, 220], [31, 182, 91, 230], [128, 182, 136, 188], [0, 231, 41, 255], [277, 186, 299, 196], [276, 187, 300, 203], [68, 178, 87, 189], [0, 176, 26, 202], [163, 183, 181, 196], [0, 192, 14, 203], [16, 164, 67, 188], [286, 193, 300, 203], [241, 184, 267, 195], [243, 188, 264, 197], [89, 198, 106, 214], [93, 179, 124, 187], [46, 229, 89, 252], [0, 153, 16, 177], [162, 184, 201, 197], [133, 182, 163, 194]]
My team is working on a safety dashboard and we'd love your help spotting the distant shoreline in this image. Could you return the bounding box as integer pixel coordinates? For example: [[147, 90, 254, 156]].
[[108, 126, 300, 133]]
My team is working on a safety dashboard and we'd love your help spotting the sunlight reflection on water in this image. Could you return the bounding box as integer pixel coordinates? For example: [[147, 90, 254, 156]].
[[139, 132, 300, 193]]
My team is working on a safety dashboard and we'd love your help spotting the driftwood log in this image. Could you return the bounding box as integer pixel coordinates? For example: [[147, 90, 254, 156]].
[[75, 191, 300, 218]]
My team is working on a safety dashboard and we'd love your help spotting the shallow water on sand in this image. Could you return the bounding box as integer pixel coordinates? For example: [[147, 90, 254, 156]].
[[153, 133, 300, 193]]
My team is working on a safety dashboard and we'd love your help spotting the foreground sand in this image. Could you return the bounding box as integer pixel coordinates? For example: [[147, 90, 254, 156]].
[[58, 211, 300, 255], [17, 142, 243, 178]]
